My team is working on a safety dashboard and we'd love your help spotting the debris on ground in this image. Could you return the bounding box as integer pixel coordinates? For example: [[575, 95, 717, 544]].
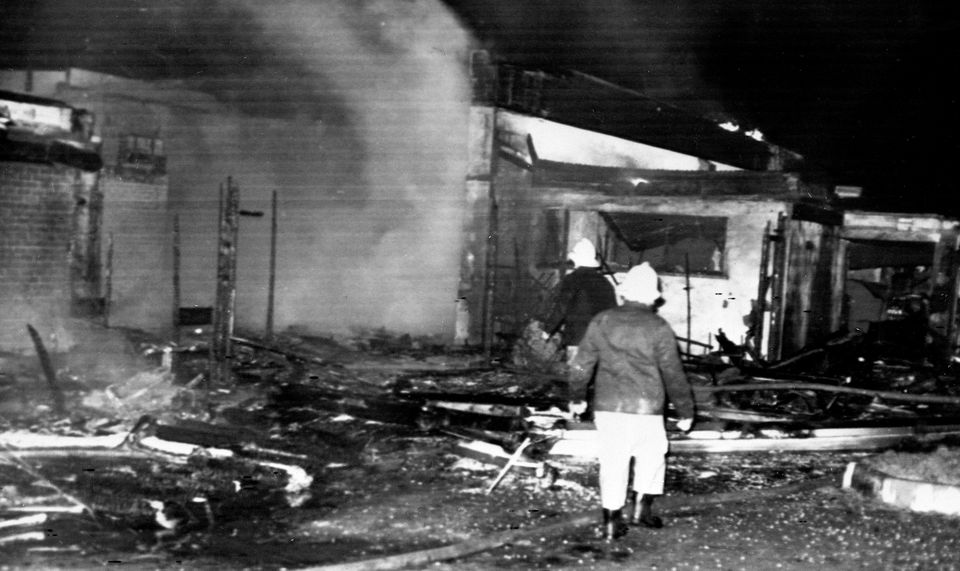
[[1, 324, 959, 568]]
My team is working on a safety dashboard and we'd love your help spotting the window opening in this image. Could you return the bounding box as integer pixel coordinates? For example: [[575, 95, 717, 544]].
[[600, 212, 726, 276]]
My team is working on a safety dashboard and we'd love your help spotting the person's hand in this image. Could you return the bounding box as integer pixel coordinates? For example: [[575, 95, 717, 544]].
[[569, 400, 588, 416], [676, 418, 694, 433]]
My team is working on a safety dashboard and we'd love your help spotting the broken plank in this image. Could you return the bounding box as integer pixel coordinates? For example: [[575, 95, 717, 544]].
[[696, 406, 807, 424], [696, 380, 960, 406], [25, 324, 65, 415], [425, 401, 526, 417], [486, 436, 533, 494], [0, 432, 127, 449], [549, 423, 960, 456], [454, 440, 541, 472], [231, 335, 317, 364]]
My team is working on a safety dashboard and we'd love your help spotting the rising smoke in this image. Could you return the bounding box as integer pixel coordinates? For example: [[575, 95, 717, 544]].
[[197, 1, 476, 339]]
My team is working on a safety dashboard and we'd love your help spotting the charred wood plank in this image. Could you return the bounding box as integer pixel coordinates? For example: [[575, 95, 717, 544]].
[[230, 335, 316, 364], [25, 324, 65, 415], [392, 390, 565, 410], [551, 422, 960, 455], [696, 380, 960, 406], [154, 421, 265, 449], [209, 178, 240, 389]]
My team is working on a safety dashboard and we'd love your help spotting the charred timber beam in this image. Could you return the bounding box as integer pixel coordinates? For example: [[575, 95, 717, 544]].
[[209, 178, 240, 390], [391, 390, 565, 409], [230, 335, 314, 364], [696, 380, 960, 406], [483, 64, 777, 172], [25, 325, 65, 415], [266, 190, 278, 339], [172, 214, 181, 342]]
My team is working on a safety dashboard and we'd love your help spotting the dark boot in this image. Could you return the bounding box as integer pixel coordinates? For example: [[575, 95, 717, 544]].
[[601, 508, 628, 541], [632, 494, 663, 528]]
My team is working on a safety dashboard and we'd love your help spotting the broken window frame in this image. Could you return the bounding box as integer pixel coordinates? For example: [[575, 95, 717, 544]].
[[599, 211, 728, 278], [116, 133, 166, 175]]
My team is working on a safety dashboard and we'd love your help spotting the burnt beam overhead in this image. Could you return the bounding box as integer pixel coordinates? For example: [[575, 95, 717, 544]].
[[475, 62, 793, 172], [530, 161, 835, 202]]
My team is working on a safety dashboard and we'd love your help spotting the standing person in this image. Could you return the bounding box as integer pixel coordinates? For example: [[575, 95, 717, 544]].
[[542, 238, 618, 363], [568, 262, 695, 541]]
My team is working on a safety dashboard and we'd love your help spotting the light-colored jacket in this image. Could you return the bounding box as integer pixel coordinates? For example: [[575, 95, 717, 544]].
[[569, 302, 695, 417]]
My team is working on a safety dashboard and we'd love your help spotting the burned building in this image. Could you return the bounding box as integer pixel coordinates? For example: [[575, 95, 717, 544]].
[[2, 57, 957, 365], [842, 210, 960, 364], [456, 61, 859, 362]]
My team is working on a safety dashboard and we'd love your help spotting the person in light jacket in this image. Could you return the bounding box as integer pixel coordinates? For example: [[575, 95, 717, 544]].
[[568, 262, 695, 541]]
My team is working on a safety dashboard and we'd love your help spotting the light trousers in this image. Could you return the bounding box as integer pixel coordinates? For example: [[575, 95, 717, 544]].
[[593, 411, 668, 510]]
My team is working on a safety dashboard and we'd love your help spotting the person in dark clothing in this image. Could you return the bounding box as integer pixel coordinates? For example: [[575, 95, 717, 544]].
[[542, 238, 618, 363], [568, 262, 695, 541]]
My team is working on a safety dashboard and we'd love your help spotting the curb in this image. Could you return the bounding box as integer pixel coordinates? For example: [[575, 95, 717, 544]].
[[842, 461, 960, 516]]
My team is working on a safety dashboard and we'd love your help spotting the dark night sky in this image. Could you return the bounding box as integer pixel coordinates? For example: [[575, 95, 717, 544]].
[[1, 0, 957, 215]]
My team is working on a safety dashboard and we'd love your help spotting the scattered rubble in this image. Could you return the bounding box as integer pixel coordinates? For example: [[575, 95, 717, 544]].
[[0, 324, 959, 567]]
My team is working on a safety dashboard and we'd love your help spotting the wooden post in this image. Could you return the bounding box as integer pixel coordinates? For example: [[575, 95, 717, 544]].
[[684, 252, 692, 355], [209, 178, 240, 389], [767, 213, 789, 361], [69, 171, 103, 316], [26, 324, 65, 416], [482, 197, 499, 355], [946, 241, 960, 358], [209, 185, 223, 372], [266, 190, 278, 339], [754, 221, 772, 357], [103, 232, 114, 328], [172, 215, 181, 343]]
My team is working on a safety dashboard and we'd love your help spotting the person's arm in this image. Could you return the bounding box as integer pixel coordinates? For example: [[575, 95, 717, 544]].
[[567, 315, 602, 399], [542, 275, 576, 337]]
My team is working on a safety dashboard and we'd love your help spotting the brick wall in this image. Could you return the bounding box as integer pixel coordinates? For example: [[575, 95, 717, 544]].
[[0, 162, 77, 352]]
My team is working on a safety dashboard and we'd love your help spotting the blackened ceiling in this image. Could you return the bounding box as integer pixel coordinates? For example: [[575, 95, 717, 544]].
[[1, 0, 957, 215]]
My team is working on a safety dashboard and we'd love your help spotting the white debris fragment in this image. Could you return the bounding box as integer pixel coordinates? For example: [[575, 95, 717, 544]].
[[0, 531, 46, 544], [0, 513, 47, 529], [448, 457, 495, 472], [137, 436, 233, 459], [258, 461, 313, 507], [0, 432, 126, 449], [3, 506, 85, 514]]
